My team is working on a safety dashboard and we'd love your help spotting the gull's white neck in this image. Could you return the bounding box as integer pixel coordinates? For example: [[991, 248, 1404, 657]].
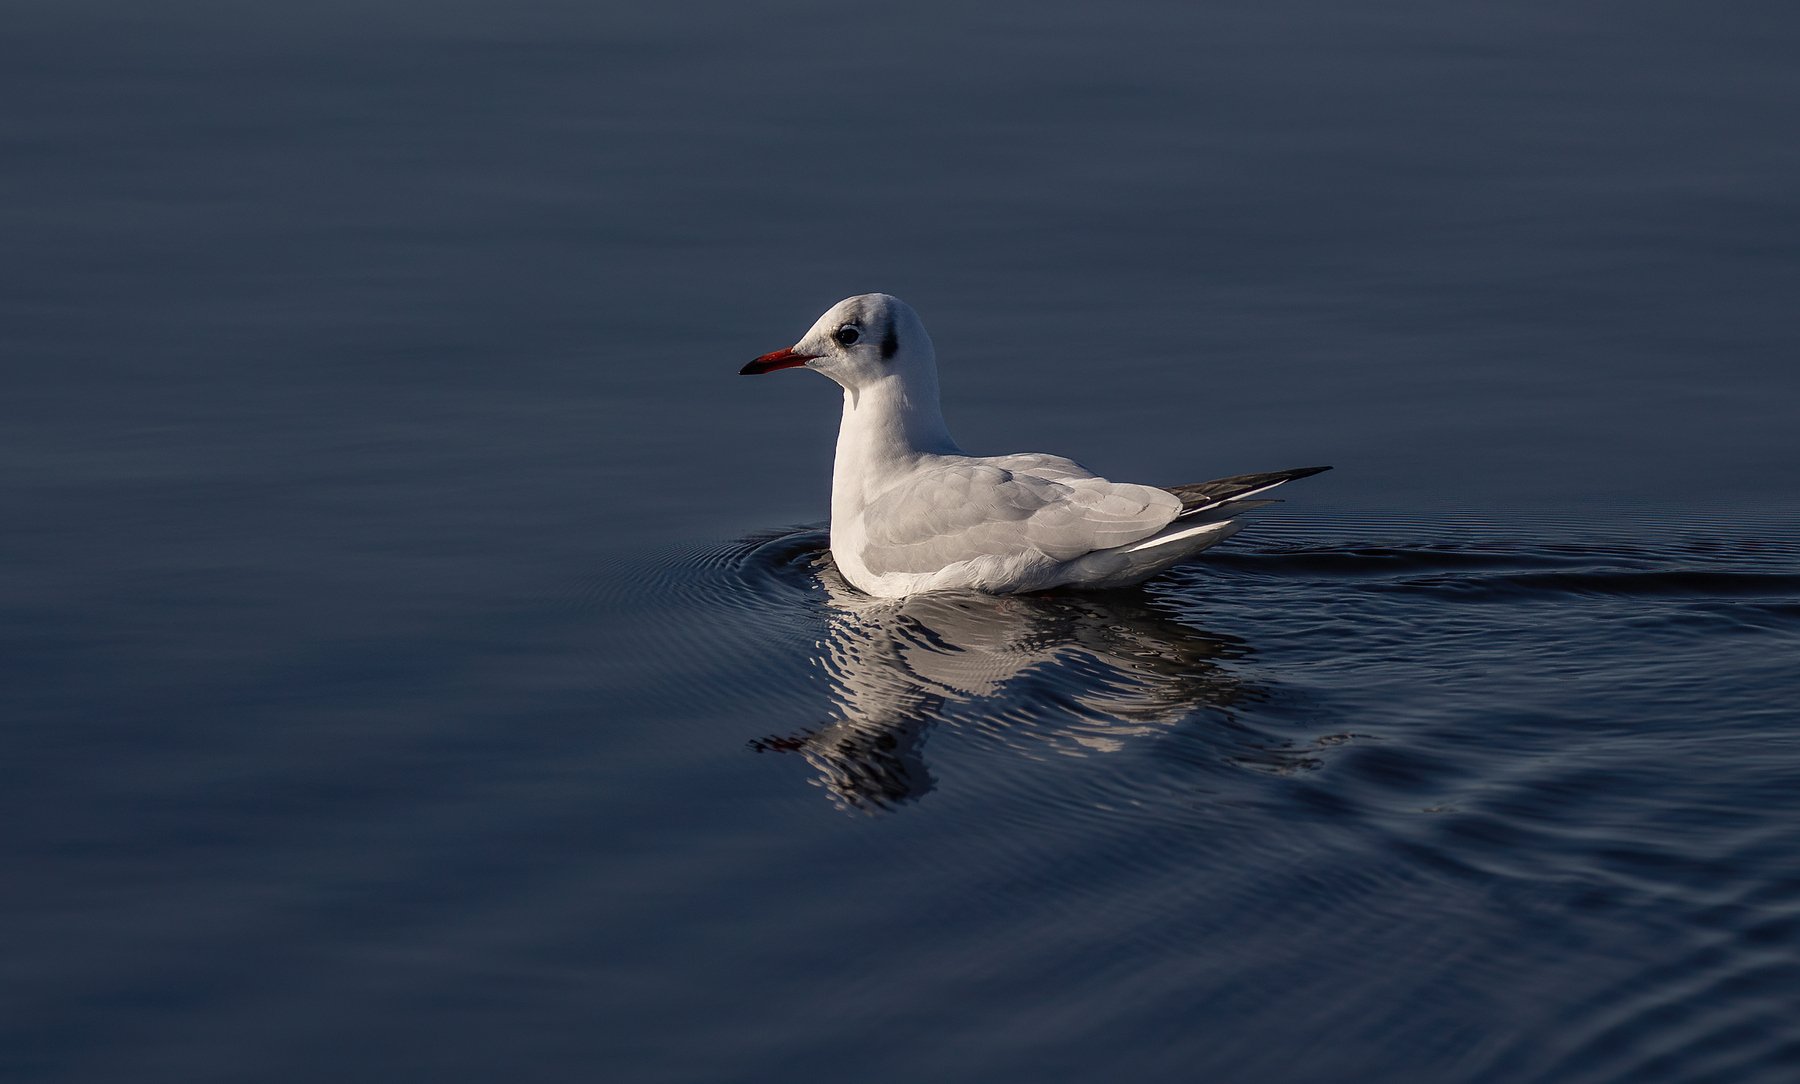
[[831, 372, 959, 524]]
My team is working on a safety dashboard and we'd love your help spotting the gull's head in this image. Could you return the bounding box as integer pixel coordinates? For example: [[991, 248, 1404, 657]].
[[740, 293, 936, 393]]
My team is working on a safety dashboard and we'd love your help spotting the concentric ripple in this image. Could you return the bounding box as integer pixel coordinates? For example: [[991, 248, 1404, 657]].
[[639, 512, 1800, 819], [535, 510, 1800, 1080], [589, 510, 1800, 1080]]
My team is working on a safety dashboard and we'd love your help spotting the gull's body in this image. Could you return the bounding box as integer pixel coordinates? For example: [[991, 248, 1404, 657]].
[[742, 294, 1328, 598]]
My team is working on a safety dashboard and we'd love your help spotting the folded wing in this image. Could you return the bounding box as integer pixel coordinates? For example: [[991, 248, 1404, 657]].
[[861, 457, 1182, 577]]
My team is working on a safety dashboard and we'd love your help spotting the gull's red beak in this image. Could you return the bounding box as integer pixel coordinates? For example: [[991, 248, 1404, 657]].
[[740, 348, 819, 376]]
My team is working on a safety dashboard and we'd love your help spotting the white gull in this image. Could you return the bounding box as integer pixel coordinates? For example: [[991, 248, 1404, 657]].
[[740, 293, 1328, 598]]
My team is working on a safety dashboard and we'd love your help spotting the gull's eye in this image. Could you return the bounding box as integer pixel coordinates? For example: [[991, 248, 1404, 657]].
[[833, 326, 861, 347]]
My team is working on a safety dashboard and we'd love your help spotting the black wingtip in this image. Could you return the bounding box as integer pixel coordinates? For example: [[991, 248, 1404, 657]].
[[1164, 465, 1335, 512]]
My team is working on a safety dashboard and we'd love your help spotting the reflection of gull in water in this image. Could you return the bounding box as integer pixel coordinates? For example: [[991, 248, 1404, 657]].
[[753, 563, 1258, 813]]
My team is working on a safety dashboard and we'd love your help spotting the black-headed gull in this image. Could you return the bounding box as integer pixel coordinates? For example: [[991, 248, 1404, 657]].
[[741, 293, 1328, 598]]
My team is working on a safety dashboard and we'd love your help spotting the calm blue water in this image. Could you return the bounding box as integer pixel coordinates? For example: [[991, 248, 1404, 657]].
[[5, 2, 1800, 1081]]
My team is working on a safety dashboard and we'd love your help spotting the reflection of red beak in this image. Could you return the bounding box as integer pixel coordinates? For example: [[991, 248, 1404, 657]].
[[740, 348, 819, 375]]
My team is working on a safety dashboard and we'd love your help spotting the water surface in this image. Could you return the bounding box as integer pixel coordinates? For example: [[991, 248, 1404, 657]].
[[4, 2, 1799, 1081]]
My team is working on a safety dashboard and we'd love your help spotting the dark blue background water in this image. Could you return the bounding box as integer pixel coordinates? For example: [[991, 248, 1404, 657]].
[[5, 2, 1799, 1081]]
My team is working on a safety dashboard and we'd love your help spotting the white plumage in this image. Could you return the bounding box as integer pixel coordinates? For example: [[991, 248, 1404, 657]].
[[740, 293, 1327, 598]]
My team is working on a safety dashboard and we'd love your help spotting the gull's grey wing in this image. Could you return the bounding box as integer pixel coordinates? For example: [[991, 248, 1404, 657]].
[[982, 452, 1097, 483], [861, 457, 1182, 577]]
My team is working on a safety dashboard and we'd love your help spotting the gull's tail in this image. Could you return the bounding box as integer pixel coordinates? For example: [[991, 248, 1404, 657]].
[[1058, 465, 1331, 589]]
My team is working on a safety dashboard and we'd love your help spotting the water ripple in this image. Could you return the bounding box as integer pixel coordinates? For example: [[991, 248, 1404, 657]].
[[547, 512, 1800, 1082], [651, 514, 1800, 825]]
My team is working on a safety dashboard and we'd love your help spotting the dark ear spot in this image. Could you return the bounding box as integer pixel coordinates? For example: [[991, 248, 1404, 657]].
[[880, 320, 899, 361]]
